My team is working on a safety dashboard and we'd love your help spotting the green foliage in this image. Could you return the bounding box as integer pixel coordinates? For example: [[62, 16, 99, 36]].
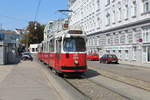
[[20, 33, 28, 45], [27, 21, 45, 44]]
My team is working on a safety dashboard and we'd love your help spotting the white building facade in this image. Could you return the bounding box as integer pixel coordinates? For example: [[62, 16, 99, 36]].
[[29, 44, 39, 53], [69, 0, 150, 63], [44, 19, 68, 41]]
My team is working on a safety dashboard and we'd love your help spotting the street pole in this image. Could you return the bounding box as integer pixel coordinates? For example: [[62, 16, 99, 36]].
[[0, 23, 2, 31]]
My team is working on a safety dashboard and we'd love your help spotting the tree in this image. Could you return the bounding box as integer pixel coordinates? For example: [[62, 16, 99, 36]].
[[27, 21, 45, 44]]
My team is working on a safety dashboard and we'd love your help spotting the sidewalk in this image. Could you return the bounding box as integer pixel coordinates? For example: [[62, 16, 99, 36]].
[[0, 61, 62, 100], [119, 60, 150, 68], [88, 61, 150, 91]]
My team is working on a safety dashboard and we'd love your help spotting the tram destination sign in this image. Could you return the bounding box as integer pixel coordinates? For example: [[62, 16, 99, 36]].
[[68, 30, 83, 34]]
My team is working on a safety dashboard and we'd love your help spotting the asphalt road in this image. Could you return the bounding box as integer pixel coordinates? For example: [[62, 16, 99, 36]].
[[86, 61, 150, 100], [88, 61, 150, 82]]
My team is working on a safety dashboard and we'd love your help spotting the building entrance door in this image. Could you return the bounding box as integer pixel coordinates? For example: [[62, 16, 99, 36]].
[[148, 47, 150, 62]]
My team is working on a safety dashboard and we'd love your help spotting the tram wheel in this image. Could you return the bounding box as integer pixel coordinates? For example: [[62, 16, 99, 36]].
[[57, 73, 64, 77]]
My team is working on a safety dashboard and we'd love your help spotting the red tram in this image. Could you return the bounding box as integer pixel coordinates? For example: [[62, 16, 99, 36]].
[[37, 28, 87, 76]]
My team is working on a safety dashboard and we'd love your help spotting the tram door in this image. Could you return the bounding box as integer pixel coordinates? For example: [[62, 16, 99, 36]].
[[148, 47, 150, 62], [55, 40, 61, 67]]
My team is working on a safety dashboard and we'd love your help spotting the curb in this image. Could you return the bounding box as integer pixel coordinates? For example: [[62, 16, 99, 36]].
[[90, 67, 150, 91], [41, 66, 90, 100], [120, 63, 150, 71]]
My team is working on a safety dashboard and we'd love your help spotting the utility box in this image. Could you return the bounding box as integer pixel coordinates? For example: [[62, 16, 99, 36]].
[[0, 42, 5, 64], [0, 41, 9, 64], [0, 41, 17, 64], [0, 32, 19, 65]]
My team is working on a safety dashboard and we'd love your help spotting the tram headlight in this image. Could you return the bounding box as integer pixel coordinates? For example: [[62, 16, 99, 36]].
[[74, 60, 79, 65], [73, 53, 79, 65]]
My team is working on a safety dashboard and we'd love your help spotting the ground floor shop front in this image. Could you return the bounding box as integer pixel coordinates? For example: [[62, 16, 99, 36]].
[[100, 44, 150, 64], [87, 23, 150, 64], [88, 44, 150, 64]]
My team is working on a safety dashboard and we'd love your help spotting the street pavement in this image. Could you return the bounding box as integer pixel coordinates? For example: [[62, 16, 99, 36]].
[[88, 61, 150, 91], [0, 58, 149, 100], [0, 61, 62, 100], [119, 60, 150, 68], [87, 61, 150, 100]]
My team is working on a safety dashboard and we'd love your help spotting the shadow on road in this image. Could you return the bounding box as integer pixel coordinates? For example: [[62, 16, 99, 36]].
[[64, 69, 100, 79], [83, 69, 100, 79]]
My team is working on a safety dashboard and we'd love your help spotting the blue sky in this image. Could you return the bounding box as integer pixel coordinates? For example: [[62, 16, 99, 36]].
[[0, 0, 68, 30]]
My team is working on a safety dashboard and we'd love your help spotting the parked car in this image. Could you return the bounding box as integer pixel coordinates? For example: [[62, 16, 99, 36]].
[[87, 53, 99, 61], [99, 54, 118, 64], [21, 52, 33, 61]]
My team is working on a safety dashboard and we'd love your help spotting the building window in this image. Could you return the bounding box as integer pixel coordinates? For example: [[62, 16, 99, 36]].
[[134, 30, 142, 43], [97, 0, 100, 9], [112, 10, 115, 23], [143, 1, 150, 13], [106, 13, 110, 26], [131, 1, 137, 17], [124, 5, 128, 19], [106, 0, 110, 6], [97, 16, 102, 29], [120, 33, 126, 44], [114, 34, 119, 44], [32, 48, 35, 52], [143, 28, 150, 43], [127, 33, 133, 43], [125, 50, 129, 60], [113, 50, 115, 53], [118, 8, 122, 21]]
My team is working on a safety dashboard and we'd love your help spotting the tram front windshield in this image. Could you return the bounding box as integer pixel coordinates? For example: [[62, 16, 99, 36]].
[[63, 37, 86, 52]]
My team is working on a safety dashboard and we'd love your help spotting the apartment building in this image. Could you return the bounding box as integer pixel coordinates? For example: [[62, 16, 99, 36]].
[[69, 0, 150, 63]]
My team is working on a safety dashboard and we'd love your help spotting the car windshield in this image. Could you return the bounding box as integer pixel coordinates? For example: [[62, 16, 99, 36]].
[[22, 52, 31, 56], [108, 55, 117, 58], [63, 37, 86, 52]]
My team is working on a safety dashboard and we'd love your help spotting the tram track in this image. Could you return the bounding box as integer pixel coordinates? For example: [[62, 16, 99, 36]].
[[38, 61, 90, 100], [63, 77, 92, 100], [81, 74, 131, 100], [64, 74, 129, 100], [41, 62, 128, 100], [38, 58, 130, 100], [38, 58, 150, 100]]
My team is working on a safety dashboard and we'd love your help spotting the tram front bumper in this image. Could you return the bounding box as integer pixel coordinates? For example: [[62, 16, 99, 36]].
[[61, 66, 87, 72]]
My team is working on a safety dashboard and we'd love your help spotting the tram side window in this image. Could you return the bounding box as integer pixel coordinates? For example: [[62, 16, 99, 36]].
[[56, 40, 61, 53], [49, 39, 54, 52], [41, 45, 43, 52]]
